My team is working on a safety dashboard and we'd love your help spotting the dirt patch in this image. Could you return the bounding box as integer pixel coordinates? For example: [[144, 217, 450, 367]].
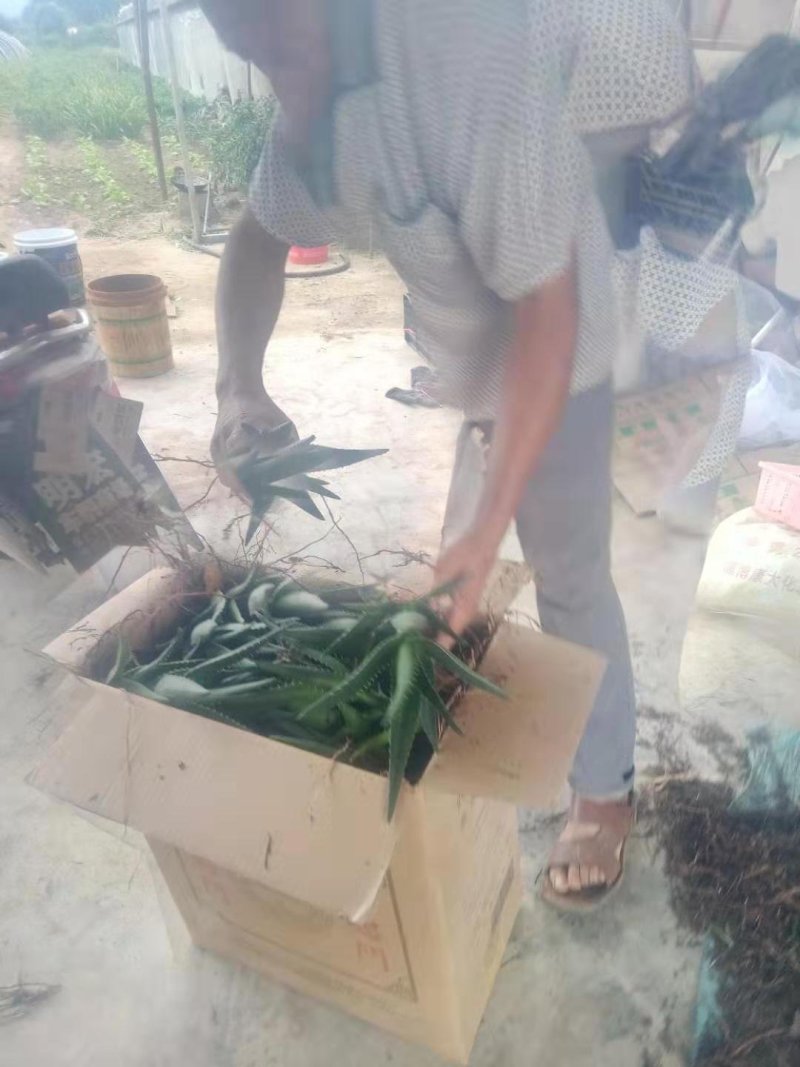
[[652, 779, 800, 1066]]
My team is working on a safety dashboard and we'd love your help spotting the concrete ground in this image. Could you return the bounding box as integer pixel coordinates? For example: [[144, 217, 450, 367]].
[[2, 237, 797, 1067]]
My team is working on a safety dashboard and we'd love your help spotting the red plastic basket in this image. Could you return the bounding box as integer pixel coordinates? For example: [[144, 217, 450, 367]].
[[754, 462, 800, 532], [288, 244, 330, 266]]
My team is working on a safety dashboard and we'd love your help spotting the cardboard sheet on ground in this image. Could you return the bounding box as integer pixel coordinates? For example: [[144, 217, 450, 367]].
[[613, 369, 800, 523], [613, 371, 728, 516]]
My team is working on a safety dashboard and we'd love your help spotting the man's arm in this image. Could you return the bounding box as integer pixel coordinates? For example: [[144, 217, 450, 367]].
[[434, 262, 578, 635], [211, 206, 297, 489]]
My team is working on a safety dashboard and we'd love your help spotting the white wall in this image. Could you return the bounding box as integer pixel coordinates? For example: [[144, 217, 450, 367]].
[[690, 0, 798, 48], [117, 1, 272, 102]]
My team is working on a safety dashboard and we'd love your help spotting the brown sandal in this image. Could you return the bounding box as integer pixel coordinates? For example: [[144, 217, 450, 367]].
[[541, 793, 635, 913]]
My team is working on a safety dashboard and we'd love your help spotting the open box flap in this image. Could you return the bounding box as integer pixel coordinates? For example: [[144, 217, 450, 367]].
[[44, 567, 184, 675], [425, 623, 606, 809], [29, 679, 397, 921]]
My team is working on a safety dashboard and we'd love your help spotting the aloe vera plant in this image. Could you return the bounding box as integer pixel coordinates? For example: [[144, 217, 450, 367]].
[[234, 436, 388, 542], [107, 570, 504, 819]]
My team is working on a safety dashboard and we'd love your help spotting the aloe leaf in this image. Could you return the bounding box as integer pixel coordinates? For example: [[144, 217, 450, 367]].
[[131, 627, 186, 682], [153, 674, 210, 702], [386, 640, 422, 819], [189, 617, 218, 652], [339, 701, 376, 740], [423, 639, 507, 699], [319, 584, 381, 606], [272, 590, 329, 620], [389, 610, 430, 635], [247, 583, 272, 618], [292, 645, 349, 676], [277, 474, 340, 500], [200, 677, 277, 702], [225, 565, 261, 600], [419, 697, 441, 750], [244, 506, 265, 545], [350, 728, 390, 763], [244, 441, 387, 482], [417, 662, 464, 736], [184, 632, 276, 683], [265, 485, 325, 520], [328, 600, 399, 656], [256, 662, 338, 683], [298, 634, 402, 723], [106, 633, 132, 686]]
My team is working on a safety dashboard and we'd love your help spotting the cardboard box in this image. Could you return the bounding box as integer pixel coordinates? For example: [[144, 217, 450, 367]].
[[31, 567, 604, 1063]]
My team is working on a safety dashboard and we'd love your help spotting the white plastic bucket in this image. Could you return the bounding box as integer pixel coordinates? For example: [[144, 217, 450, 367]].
[[14, 227, 85, 306]]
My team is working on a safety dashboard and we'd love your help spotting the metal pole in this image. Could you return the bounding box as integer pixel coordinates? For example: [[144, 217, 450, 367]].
[[159, 0, 202, 244], [136, 0, 168, 202]]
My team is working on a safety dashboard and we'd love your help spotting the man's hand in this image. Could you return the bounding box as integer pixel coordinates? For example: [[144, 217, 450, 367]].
[[211, 392, 298, 498], [433, 528, 499, 642]]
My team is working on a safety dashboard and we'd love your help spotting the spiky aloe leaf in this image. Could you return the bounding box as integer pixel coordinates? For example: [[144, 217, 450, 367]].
[[350, 729, 389, 763], [184, 632, 276, 683], [106, 633, 133, 686], [263, 485, 325, 519], [390, 610, 430, 635], [236, 437, 387, 539], [272, 590, 330, 620], [240, 436, 387, 483], [418, 697, 441, 750], [153, 674, 210, 703], [189, 617, 218, 652], [297, 633, 402, 723], [246, 583, 272, 618], [386, 640, 422, 819], [225, 565, 261, 600], [417, 662, 464, 736], [279, 474, 340, 500], [422, 639, 507, 699]]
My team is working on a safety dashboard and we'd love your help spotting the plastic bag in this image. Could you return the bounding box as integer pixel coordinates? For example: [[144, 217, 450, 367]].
[[738, 349, 800, 449], [696, 507, 800, 623]]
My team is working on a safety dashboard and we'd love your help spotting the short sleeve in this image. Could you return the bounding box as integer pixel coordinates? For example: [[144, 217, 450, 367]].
[[248, 115, 338, 247], [568, 0, 693, 133], [451, 21, 593, 302]]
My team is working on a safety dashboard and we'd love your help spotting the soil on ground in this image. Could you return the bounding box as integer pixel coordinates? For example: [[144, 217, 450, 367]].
[[652, 779, 800, 1066]]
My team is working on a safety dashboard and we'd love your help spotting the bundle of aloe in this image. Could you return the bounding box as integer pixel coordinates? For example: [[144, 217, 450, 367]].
[[234, 436, 388, 543], [107, 571, 505, 818]]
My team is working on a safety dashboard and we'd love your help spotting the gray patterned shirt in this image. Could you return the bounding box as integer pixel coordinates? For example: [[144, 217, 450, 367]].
[[250, 0, 691, 420]]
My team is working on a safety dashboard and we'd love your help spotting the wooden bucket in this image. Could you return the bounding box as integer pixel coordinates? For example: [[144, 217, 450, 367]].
[[88, 274, 173, 378]]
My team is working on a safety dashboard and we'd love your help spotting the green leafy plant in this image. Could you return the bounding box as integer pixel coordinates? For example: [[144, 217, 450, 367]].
[[191, 95, 276, 190], [161, 132, 209, 180], [78, 136, 130, 206], [20, 134, 55, 206], [0, 47, 191, 141], [108, 573, 504, 819], [123, 136, 159, 183]]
